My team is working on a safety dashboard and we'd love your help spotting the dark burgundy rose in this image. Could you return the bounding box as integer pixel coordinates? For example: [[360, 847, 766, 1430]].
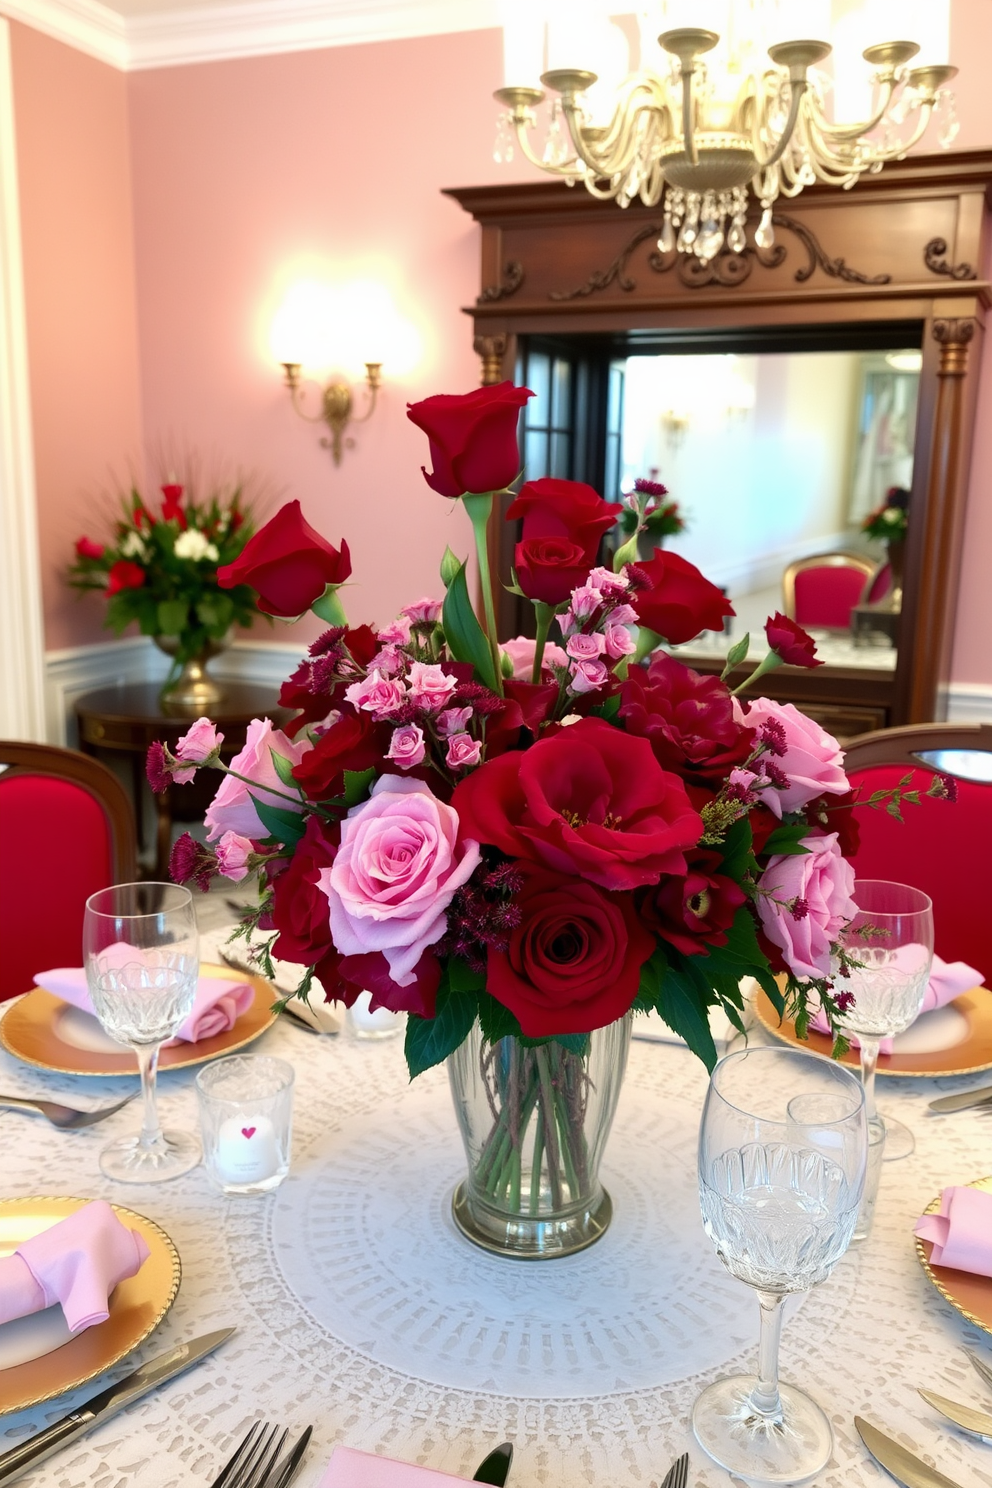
[[486, 864, 654, 1037], [514, 537, 592, 605], [805, 788, 861, 859], [503, 678, 559, 736], [629, 549, 734, 644], [406, 382, 532, 498], [339, 950, 441, 1019], [217, 500, 350, 617], [506, 477, 618, 603], [270, 814, 339, 965], [291, 711, 389, 800], [764, 611, 823, 669], [452, 716, 702, 892], [748, 802, 780, 856], [641, 850, 746, 957], [620, 652, 754, 782]]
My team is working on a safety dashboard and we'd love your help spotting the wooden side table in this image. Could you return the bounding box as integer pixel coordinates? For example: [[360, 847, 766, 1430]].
[[76, 682, 291, 878]]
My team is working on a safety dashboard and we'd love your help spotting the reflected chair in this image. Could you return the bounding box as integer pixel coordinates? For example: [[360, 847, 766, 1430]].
[[783, 553, 878, 630], [843, 722, 992, 983], [861, 562, 893, 606], [0, 741, 137, 1000]]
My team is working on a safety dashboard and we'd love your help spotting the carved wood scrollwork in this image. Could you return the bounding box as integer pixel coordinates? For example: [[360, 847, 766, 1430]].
[[474, 333, 508, 385], [933, 317, 975, 375], [478, 261, 525, 303], [549, 213, 890, 299], [924, 238, 977, 281]]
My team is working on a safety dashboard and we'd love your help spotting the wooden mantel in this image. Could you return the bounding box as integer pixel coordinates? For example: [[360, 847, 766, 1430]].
[[445, 151, 992, 727]]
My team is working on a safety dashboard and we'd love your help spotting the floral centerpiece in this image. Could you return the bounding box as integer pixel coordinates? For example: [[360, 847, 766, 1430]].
[[69, 476, 263, 705], [617, 476, 686, 555], [861, 484, 910, 610], [149, 384, 945, 1258]]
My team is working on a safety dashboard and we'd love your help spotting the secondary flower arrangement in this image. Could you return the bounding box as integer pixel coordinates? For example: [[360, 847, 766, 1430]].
[[617, 476, 686, 544], [148, 382, 947, 1254], [69, 476, 262, 667], [862, 484, 910, 542]]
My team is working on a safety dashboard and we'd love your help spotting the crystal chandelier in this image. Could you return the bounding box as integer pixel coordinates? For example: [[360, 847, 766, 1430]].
[[493, 6, 958, 261]]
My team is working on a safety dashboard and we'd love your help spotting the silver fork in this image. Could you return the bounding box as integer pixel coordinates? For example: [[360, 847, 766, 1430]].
[[0, 1092, 137, 1130], [659, 1451, 689, 1488], [210, 1423, 288, 1488]]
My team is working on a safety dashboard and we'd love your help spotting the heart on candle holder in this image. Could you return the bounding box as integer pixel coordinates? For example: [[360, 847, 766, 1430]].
[[241, 1126, 257, 1139]]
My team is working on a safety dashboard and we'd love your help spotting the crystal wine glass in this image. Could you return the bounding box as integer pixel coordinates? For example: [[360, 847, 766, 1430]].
[[836, 879, 934, 1163], [83, 882, 201, 1182], [692, 1046, 867, 1484]]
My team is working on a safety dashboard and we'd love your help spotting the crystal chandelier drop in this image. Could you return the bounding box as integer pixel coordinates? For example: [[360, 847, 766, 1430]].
[[493, 7, 958, 262]]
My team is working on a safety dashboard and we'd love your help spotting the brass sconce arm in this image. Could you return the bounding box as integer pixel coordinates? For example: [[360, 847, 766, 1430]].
[[280, 361, 383, 465]]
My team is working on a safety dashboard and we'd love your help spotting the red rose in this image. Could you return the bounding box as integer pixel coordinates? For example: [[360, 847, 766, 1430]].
[[620, 652, 754, 782], [486, 863, 654, 1037], [270, 814, 338, 964], [160, 483, 187, 529], [805, 788, 861, 858], [339, 949, 441, 1019], [406, 382, 532, 498], [764, 611, 823, 669], [640, 850, 746, 957], [291, 711, 389, 800], [75, 536, 104, 560], [629, 549, 734, 644], [106, 560, 145, 595], [506, 477, 618, 603], [217, 500, 350, 617], [451, 716, 702, 891]]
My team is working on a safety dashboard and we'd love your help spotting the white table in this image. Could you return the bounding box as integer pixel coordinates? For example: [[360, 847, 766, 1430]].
[[1, 938, 990, 1488]]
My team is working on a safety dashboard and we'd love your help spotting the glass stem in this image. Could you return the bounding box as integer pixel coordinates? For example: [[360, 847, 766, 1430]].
[[859, 1036, 880, 1122], [750, 1290, 785, 1420], [134, 1042, 165, 1151]]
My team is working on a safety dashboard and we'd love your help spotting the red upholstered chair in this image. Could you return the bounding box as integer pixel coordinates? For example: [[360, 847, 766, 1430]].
[[0, 741, 137, 1000], [843, 723, 992, 984], [861, 562, 892, 606], [783, 553, 877, 630]]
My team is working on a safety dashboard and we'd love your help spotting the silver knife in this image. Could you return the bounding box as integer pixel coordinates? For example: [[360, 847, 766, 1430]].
[[0, 1328, 234, 1486], [928, 1085, 992, 1114], [969, 1350, 992, 1393], [919, 1389, 992, 1444], [855, 1416, 967, 1488], [473, 1443, 512, 1485]]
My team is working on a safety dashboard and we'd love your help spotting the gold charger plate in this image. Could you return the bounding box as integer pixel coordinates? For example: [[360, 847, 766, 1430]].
[[0, 963, 277, 1077], [752, 982, 992, 1078], [0, 1195, 181, 1414], [916, 1175, 992, 1337]]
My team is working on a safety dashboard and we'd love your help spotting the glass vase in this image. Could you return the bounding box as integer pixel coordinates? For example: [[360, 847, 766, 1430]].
[[447, 1014, 632, 1259]]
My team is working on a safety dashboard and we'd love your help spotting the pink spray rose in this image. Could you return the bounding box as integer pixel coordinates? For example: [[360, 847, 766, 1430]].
[[756, 831, 856, 980], [568, 658, 610, 695], [436, 706, 474, 737], [401, 597, 442, 626], [387, 724, 427, 769], [502, 636, 568, 680], [344, 669, 408, 719], [407, 661, 458, 710], [215, 831, 253, 882], [317, 775, 481, 986], [565, 633, 606, 661], [445, 733, 483, 770], [204, 718, 311, 843], [604, 623, 637, 659], [378, 616, 411, 646], [741, 697, 849, 817], [175, 717, 225, 764]]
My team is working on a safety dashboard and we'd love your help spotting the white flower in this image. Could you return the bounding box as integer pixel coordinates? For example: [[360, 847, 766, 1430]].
[[174, 528, 211, 561], [883, 508, 901, 524], [121, 531, 146, 559], [204, 542, 219, 562]]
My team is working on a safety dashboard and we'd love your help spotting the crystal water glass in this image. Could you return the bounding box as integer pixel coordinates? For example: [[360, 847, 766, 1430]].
[[837, 879, 934, 1166], [83, 882, 201, 1182], [693, 1046, 867, 1484]]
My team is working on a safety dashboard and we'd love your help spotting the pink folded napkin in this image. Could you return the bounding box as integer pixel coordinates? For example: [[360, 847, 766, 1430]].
[[811, 952, 981, 1053], [320, 1447, 471, 1487], [915, 1187, 992, 1277], [0, 1199, 150, 1332], [34, 949, 253, 1043]]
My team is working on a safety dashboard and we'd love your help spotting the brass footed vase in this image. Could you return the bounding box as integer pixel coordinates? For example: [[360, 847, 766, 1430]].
[[155, 635, 229, 714]]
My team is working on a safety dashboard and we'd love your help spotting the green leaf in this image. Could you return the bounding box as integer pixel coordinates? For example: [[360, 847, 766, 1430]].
[[156, 598, 189, 636], [311, 586, 348, 626], [717, 815, 753, 881], [197, 592, 234, 634], [448, 957, 487, 996], [250, 794, 306, 849], [476, 990, 522, 1045], [594, 693, 622, 721], [440, 546, 463, 587], [441, 558, 499, 691], [552, 1032, 590, 1056], [404, 978, 478, 1078], [653, 952, 719, 1070], [720, 633, 750, 680], [343, 767, 377, 807], [762, 823, 812, 857], [269, 748, 299, 788]]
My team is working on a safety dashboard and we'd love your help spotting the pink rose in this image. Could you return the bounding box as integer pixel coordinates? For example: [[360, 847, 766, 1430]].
[[344, 669, 408, 719], [401, 597, 442, 626], [204, 718, 311, 843], [175, 717, 224, 764], [368, 645, 404, 676], [445, 733, 482, 770], [407, 661, 458, 710], [502, 636, 568, 680], [436, 706, 474, 737], [569, 658, 609, 695], [566, 633, 606, 661], [318, 775, 481, 985], [387, 724, 426, 769], [378, 617, 411, 645], [756, 831, 856, 980], [216, 830, 253, 881], [604, 623, 637, 659], [568, 584, 604, 620], [587, 566, 631, 597], [609, 603, 638, 627], [741, 697, 849, 818]]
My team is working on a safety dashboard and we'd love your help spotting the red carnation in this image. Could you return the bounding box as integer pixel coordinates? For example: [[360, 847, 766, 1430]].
[[640, 850, 746, 957], [146, 741, 171, 793], [106, 560, 146, 596], [629, 549, 733, 644], [764, 611, 823, 669], [406, 382, 532, 498], [217, 500, 350, 617], [619, 652, 753, 782], [75, 536, 104, 560]]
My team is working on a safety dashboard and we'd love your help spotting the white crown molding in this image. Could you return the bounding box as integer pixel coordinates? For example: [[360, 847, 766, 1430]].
[[1, 0, 498, 71], [0, 0, 126, 69]]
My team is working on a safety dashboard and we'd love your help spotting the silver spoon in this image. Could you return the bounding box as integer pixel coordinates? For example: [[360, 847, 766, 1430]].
[[0, 1091, 138, 1130]]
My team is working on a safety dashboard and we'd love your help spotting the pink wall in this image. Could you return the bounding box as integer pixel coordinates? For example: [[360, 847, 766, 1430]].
[[10, 21, 144, 651]]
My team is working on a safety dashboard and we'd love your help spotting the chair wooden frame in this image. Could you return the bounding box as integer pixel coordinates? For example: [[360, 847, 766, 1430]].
[[0, 740, 137, 882], [782, 552, 878, 626], [843, 721, 992, 772]]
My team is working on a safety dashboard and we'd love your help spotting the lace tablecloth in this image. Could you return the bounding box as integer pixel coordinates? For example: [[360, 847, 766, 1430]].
[[1, 963, 991, 1488]]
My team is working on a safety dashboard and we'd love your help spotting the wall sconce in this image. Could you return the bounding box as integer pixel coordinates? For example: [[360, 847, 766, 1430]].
[[279, 359, 382, 465]]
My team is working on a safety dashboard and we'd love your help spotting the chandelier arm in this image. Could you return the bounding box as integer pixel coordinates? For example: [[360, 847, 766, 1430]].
[[560, 84, 661, 183], [804, 76, 898, 142], [679, 64, 699, 167], [509, 112, 582, 175], [751, 79, 808, 172]]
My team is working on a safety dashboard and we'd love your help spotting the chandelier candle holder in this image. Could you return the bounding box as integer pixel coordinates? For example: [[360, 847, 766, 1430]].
[[280, 360, 383, 466], [494, 19, 957, 262]]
